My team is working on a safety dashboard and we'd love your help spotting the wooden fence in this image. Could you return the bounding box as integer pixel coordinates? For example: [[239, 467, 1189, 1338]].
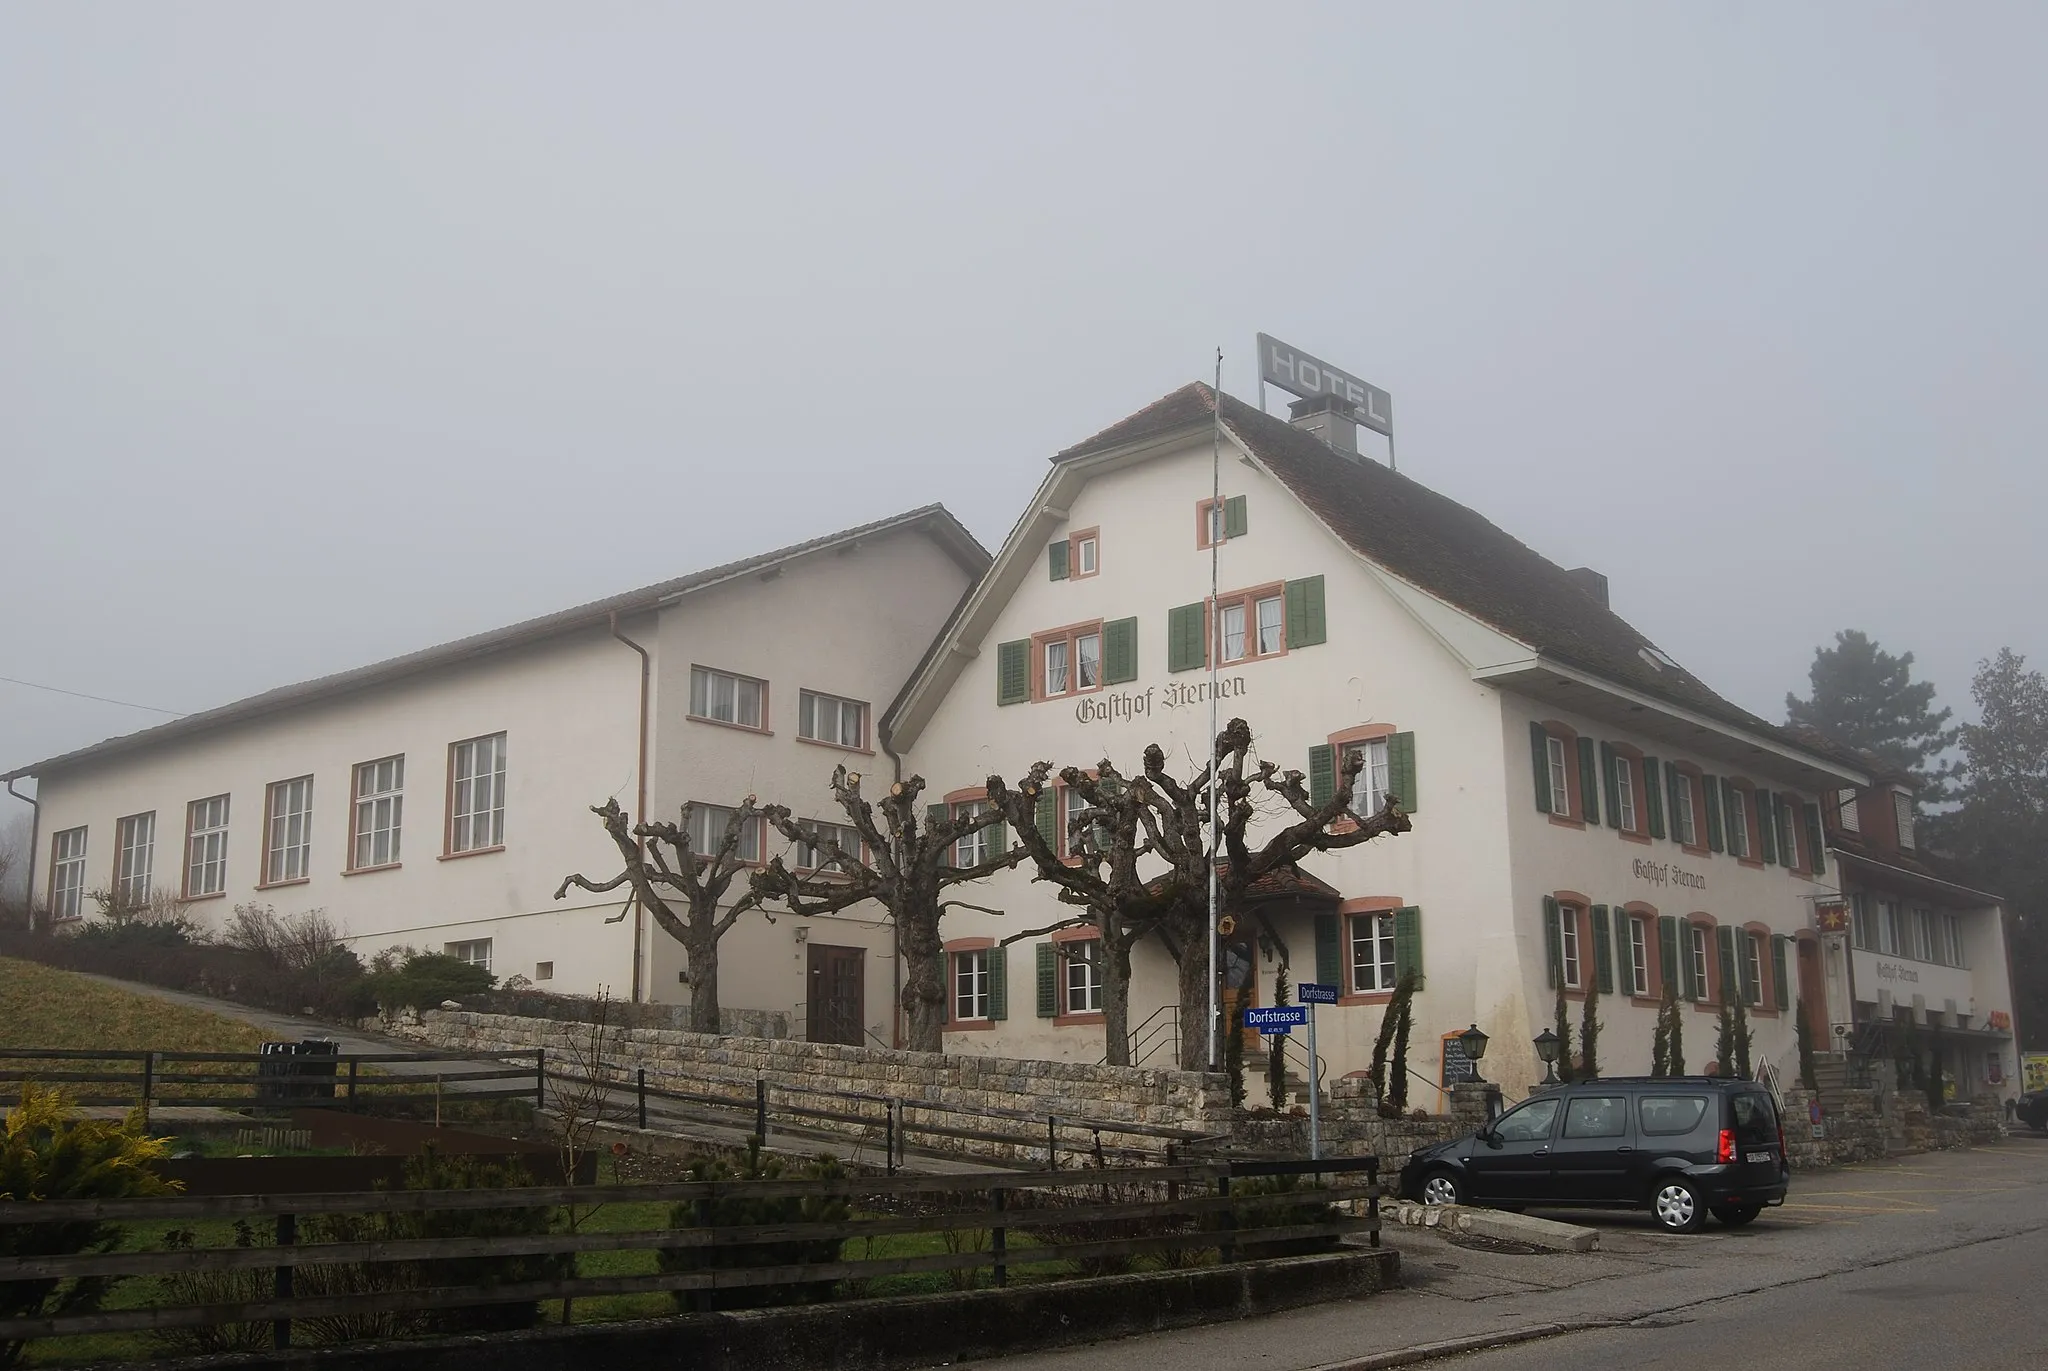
[[0, 1046, 542, 1116], [0, 1158, 1381, 1352]]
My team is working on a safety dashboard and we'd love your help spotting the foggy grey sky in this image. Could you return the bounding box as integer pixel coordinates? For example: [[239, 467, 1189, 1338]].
[[5, 3, 2044, 785]]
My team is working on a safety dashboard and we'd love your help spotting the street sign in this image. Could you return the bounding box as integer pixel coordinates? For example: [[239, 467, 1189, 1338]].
[[1256, 333, 1393, 435], [1243, 1005, 1309, 1033], [1298, 982, 1338, 1005]]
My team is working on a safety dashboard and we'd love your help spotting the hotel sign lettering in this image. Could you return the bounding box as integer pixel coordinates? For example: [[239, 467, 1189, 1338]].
[[1074, 677, 1250, 725], [1632, 858, 1706, 892]]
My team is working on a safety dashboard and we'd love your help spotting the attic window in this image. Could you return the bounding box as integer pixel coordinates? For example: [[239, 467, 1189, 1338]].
[[1639, 646, 1679, 671]]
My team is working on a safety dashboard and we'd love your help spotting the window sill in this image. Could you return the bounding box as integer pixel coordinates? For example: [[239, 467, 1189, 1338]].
[[795, 735, 875, 757], [1679, 842, 1710, 858], [1338, 990, 1395, 1008], [181, 891, 227, 903], [257, 877, 311, 891], [1618, 830, 1652, 846], [1548, 814, 1587, 831], [1629, 995, 1663, 1009], [946, 1019, 998, 1032], [1692, 1000, 1725, 1013], [1055, 1012, 1106, 1027], [343, 863, 403, 877], [440, 846, 505, 862], [1735, 856, 1763, 869], [687, 714, 773, 737]]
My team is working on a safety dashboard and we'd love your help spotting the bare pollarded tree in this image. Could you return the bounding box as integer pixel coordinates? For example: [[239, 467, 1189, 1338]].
[[555, 796, 765, 1034], [751, 765, 1020, 1053], [989, 719, 1412, 1071]]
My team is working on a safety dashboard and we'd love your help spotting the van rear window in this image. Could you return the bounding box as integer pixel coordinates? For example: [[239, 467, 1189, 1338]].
[[1638, 1096, 1708, 1136], [1731, 1091, 1779, 1145]]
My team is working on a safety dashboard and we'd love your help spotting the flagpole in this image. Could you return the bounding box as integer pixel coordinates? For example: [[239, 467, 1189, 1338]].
[[1207, 348, 1223, 1073]]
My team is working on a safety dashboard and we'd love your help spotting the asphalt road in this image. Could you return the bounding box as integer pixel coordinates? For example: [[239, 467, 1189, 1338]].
[[969, 1135, 2048, 1371]]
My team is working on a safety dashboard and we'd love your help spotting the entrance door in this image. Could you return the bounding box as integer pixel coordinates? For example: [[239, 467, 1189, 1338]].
[[1798, 939, 1828, 1049], [806, 944, 864, 1046]]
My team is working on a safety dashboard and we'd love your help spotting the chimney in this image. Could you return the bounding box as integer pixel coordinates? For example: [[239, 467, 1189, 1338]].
[[1288, 393, 1359, 457], [1567, 567, 1609, 608]]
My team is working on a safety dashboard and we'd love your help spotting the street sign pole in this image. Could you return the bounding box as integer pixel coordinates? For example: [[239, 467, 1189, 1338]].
[[1307, 1000, 1320, 1160]]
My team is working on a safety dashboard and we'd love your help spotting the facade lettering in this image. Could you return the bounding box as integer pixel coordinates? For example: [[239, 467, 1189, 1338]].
[[1632, 858, 1706, 892], [1074, 677, 1249, 725]]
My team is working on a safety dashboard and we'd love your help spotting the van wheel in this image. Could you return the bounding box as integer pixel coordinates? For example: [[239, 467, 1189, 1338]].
[[1421, 1170, 1464, 1206], [1651, 1178, 1706, 1233], [1711, 1203, 1760, 1226]]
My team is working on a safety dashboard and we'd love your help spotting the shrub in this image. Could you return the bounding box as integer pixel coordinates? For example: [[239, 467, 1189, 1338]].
[[1220, 1173, 1342, 1258], [0, 1084, 178, 1368], [368, 952, 495, 1011], [1578, 980, 1601, 1081], [658, 1138, 847, 1311], [1795, 999, 1819, 1092], [149, 1223, 272, 1356]]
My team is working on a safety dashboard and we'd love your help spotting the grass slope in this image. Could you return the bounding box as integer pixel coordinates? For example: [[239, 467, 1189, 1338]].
[[0, 956, 267, 1053]]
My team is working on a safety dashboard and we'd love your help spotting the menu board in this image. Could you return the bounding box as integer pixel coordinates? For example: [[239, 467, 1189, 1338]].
[[1440, 1031, 1477, 1088]]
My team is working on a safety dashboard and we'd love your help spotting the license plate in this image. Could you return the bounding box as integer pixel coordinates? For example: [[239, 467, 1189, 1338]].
[[1746, 1151, 1774, 1163]]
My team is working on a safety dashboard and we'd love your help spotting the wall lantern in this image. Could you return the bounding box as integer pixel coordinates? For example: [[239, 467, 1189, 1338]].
[[1458, 1024, 1489, 1084], [1533, 1028, 1561, 1084]]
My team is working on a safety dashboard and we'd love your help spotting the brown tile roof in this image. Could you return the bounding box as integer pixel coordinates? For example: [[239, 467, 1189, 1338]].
[[1145, 860, 1342, 903], [1057, 382, 1861, 771]]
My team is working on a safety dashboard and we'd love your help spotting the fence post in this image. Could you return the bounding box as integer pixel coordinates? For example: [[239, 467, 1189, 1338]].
[[637, 1068, 648, 1131], [885, 1099, 899, 1177], [1217, 1172, 1235, 1264], [991, 1187, 1007, 1288], [346, 1058, 359, 1112], [271, 1212, 297, 1349], [1367, 1157, 1381, 1249], [139, 1051, 154, 1127], [1046, 1114, 1058, 1170], [534, 1048, 546, 1109], [755, 1075, 768, 1141]]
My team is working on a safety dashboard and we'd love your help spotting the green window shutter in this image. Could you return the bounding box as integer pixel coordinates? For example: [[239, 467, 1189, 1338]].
[[1036, 943, 1058, 1018], [1614, 906, 1634, 993], [1757, 790, 1778, 865], [1716, 926, 1738, 1005], [1223, 495, 1248, 539], [1102, 617, 1138, 684], [989, 945, 1009, 1020], [1283, 575, 1327, 648], [1577, 736, 1600, 823], [1034, 790, 1057, 847], [1048, 540, 1069, 581], [1530, 722, 1554, 813], [1167, 602, 1206, 673], [1643, 757, 1666, 839], [1393, 906, 1423, 989], [1722, 780, 1743, 855], [1666, 765, 1686, 844], [1771, 936, 1791, 1012], [996, 639, 1030, 706], [1703, 773, 1725, 852], [987, 813, 1007, 857], [1314, 912, 1343, 989], [1804, 801, 1826, 876], [1543, 896, 1562, 990], [1307, 744, 1336, 810], [1591, 903, 1614, 995], [1679, 922, 1699, 1001], [1599, 742, 1622, 830], [1659, 915, 1680, 993], [926, 802, 947, 832], [1388, 732, 1417, 813]]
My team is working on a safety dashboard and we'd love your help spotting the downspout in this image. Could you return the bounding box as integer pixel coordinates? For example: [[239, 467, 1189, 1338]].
[[879, 721, 906, 1049], [6, 778, 37, 931], [610, 612, 651, 1004]]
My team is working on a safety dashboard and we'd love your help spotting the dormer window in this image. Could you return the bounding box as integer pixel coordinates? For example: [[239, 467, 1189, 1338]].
[[1894, 791, 1916, 849]]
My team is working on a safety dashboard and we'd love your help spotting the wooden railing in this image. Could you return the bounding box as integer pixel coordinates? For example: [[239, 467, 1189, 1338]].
[[0, 1157, 1382, 1352], [0, 1046, 543, 1116]]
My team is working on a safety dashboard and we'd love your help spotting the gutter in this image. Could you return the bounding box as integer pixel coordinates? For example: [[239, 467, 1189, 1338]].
[[6, 778, 35, 928], [610, 612, 652, 1004]]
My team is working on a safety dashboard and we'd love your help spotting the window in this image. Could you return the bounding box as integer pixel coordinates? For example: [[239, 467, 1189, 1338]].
[[952, 800, 991, 867], [49, 828, 87, 921], [1639, 1095, 1709, 1136], [953, 948, 991, 1021], [265, 777, 313, 885], [1851, 894, 1874, 951], [184, 796, 230, 898], [1039, 625, 1101, 698], [1556, 903, 1582, 990], [1913, 908, 1938, 963], [1062, 793, 1104, 859], [1345, 739, 1390, 817], [798, 690, 867, 749], [1894, 791, 1916, 849], [449, 734, 507, 854], [535, 961, 554, 980], [1219, 591, 1283, 663], [1064, 939, 1102, 1014], [1492, 1097, 1560, 1144], [1074, 532, 1098, 577], [1672, 771, 1698, 846], [1628, 917, 1650, 997], [1779, 801, 1801, 869], [1726, 787, 1751, 859], [114, 812, 155, 907], [1879, 900, 1906, 957], [1688, 924, 1710, 1002], [686, 803, 762, 864], [1837, 788, 1860, 833], [445, 939, 492, 972], [1351, 911, 1397, 993], [1196, 496, 1245, 548], [793, 819, 860, 872], [1614, 756, 1637, 831], [1563, 1096, 1629, 1139], [1547, 736, 1571, 816], [1943, 913, 1966, 968], [689, 666, 766, 730], [1744, 932, 1765, 1006], [351, 756, 404, 870]]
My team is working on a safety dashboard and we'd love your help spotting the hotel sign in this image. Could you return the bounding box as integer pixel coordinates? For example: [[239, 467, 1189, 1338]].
[[1073, 676, 1251, 725], [1257, 333, 1393, 436]]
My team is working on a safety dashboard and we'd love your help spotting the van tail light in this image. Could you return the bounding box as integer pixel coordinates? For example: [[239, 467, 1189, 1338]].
[[1777, 1121, 1787, 1155], [1717, 1129, 1737, 1164]]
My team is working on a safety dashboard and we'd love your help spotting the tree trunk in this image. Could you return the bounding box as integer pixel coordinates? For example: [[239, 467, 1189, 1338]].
[[899, 908, 948, 1054], [1101, 929, 1133, 1067], [685, 920, 721, 1036], [1175, 929, 1214, 1073]]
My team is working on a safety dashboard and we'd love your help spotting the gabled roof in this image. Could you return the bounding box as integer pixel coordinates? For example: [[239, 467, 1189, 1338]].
[[1053, 383, 1864, 778], [7, 505, 989, 782]]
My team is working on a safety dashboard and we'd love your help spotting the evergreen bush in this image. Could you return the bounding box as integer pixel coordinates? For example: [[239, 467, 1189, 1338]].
[[658, 1138, 847, 1311]]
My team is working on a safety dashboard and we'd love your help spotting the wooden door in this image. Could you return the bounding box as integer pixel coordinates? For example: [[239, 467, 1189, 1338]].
[[807, 944, 865, 1046], [1798, 938, 1828, 1047]]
